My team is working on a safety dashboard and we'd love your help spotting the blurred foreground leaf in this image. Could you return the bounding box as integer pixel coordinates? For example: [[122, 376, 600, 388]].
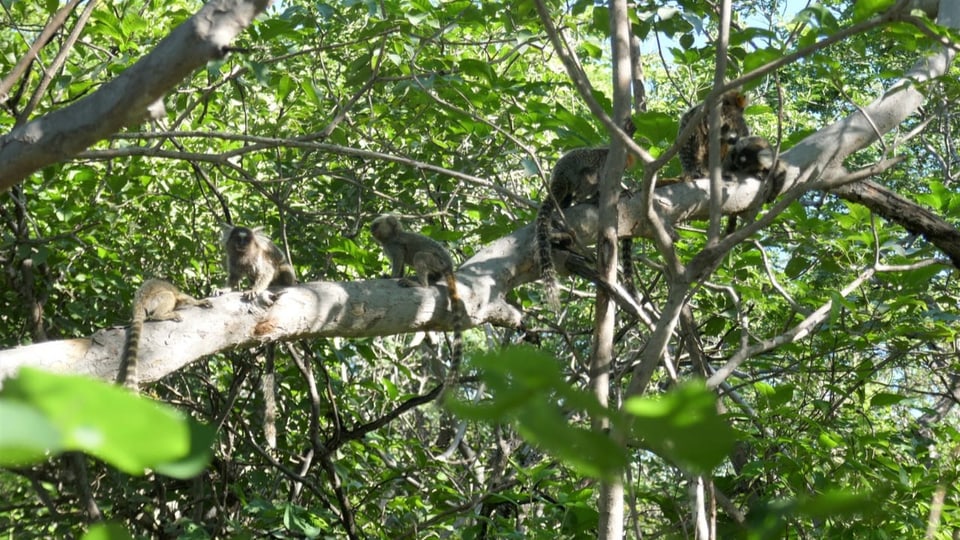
[[625, 382, 736, 472], [0, 368, 213, 477], [449, 347, 628, 480]]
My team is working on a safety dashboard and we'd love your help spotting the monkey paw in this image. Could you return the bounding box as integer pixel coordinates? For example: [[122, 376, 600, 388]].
[[243, 289, 285, 307], [397, 278, 421, 288]]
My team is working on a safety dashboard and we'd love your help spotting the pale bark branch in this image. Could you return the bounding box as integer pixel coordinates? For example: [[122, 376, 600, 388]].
[[0, 0, 272, 190], [0, 0, 84, 109], [2, 160, 959, 385]]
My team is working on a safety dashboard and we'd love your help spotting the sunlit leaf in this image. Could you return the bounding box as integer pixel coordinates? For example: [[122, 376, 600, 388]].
[[853, 0, 896, 22], [625, 382, 736, 472], [80, 522, 134, 540], [0, 369, 211, 476], [0, 400, 63, 466]]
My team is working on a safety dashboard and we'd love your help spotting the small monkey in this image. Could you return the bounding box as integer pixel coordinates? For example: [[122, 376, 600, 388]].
[[677, 90, 751, 180], [723, 135, 785, 198], [222, 225, 296, 301], [722, 135, 787, 232], [370, 214, 465, 382], [535, 146, 637, 308], [118, 279, 212, 391]]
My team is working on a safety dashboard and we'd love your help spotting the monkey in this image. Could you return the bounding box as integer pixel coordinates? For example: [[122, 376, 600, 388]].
[[721, 135, 787, 232], [677, 90, 751, 180], [535, 147, 638, 309], [722, 135, 786, 198], [117, 279, 212, 391], [370, 214, 465, 385], [222, 225, 296, 301]]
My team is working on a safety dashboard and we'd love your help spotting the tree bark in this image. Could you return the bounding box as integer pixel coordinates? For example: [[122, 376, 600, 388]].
[[593, 0, 631, 537], [831, 179, 960, 267], [0, 0, 272, 190]]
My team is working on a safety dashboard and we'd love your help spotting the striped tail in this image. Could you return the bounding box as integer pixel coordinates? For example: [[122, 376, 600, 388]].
[[117, 308, 145, 391], [444, 271, 465, 388], [535, 200, 560, 309]]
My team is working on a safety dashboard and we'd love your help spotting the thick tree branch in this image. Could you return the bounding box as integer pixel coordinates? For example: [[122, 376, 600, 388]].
[[0, 0, 272, 190], [3, 160, 960, 384], [0, 0, 84, 109], [831, 179, 960, 267]]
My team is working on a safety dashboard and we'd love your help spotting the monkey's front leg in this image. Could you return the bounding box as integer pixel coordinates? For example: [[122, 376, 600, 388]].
[[245, 275, 273, 301], [242, 261, 278, 303], [227, 273, 241, 291], [398, 257, 431, 288], [383, 247, 412, 283]]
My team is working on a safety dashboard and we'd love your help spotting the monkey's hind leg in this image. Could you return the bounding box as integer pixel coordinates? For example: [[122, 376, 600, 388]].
[[398, 252, 446, 289]]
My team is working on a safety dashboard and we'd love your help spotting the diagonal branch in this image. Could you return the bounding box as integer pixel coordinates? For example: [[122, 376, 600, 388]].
[[0, 0, 272, 190]]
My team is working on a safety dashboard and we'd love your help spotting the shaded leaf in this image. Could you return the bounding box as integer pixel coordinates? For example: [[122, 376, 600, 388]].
[[624, 382, 736, 472]]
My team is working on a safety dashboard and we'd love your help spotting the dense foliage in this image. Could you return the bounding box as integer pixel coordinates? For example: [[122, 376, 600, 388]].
[[1, 0, 959, 538]]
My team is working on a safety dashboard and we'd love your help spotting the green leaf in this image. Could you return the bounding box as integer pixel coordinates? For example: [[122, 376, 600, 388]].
[[755, 382, 794, 409], [817, 430, 843, 449], [448, 347, 627, 480], [302, 80, 322, 109], [80, 522, 134, 540], [631, 111, 676, 145], [459, 58, 495, 84], [624, 382, 736, 472], [346, 52, 373, 87], [0, 399, 64, 466], [153, 417, 217, 479], [0, 368, 211, 476], [797, 489, 877, 518], [852, 0, 895, 22], [743, 47, 782, 76], [591, 6, 609, 35], [277, 75, 294, 103], [514, 399, 625, 480], [869, 392, 906, 407]]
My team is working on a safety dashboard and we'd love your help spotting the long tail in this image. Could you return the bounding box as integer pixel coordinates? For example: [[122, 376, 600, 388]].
[[444, 272, 465, 387], [620, 237, 637, 300], [535, 200, 560, 309], [118, 308, 145, 391]]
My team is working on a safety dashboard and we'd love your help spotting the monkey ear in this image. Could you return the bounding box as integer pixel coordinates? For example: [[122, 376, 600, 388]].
[[252, 227, 273, 245], [220, 223, 235, 243]]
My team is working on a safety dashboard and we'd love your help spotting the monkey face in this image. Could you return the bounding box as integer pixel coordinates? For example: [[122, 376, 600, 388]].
[[725, 136, 774, 174], [719, 91, 751, 146], [370, 214, 400, 242], [226, 226, 254, 253]]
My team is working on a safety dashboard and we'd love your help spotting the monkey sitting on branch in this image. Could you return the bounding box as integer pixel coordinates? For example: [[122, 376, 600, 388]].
[[221, 225, 296, 302], [722, 135, 786, 200], [117, 279, 212, 391], [369, 214, 465, 385], [535, 118, 639, 309], [677, 90, 752, 180]]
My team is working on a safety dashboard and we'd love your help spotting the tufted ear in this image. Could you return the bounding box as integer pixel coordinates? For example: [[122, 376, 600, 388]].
[[220, 223, 235, 244], [735, 92, 749, 109]]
